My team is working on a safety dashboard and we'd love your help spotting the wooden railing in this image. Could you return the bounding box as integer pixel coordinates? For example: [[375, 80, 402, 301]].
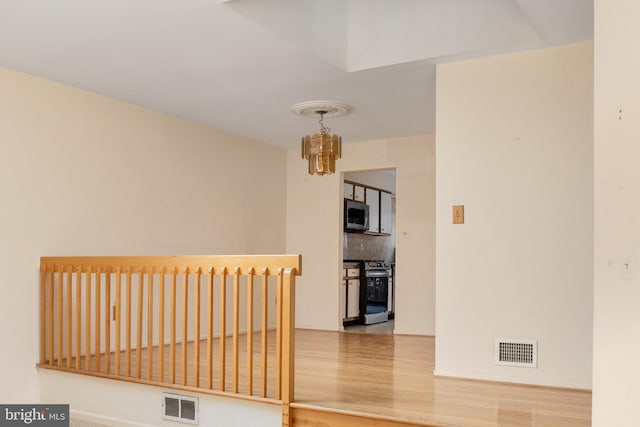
[[38, 255, 301, 422]]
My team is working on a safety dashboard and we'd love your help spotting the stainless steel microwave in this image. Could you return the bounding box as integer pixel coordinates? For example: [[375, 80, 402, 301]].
[[344, 199, 369, 232]]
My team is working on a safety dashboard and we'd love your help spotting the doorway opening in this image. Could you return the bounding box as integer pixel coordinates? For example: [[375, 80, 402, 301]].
[[341, 169, 396, 333]]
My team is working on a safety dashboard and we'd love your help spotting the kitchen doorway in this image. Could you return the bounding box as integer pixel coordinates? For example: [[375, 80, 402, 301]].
[[342, 169, 396, 333]]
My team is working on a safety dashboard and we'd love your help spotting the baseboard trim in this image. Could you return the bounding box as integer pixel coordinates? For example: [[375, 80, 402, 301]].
[[432, 369, 592, 392], [71, 410, 152, 427]]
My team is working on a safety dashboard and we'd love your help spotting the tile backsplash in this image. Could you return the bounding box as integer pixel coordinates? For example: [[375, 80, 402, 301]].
[[343, 232, 395, 263]]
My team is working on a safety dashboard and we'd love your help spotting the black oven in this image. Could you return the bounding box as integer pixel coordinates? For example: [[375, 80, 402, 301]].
[[361, 261, 391, 325]]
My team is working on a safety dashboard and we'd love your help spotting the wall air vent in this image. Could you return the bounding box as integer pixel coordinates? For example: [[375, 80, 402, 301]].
[[495, 339, 537, 368], [162, 393, 199, 424]]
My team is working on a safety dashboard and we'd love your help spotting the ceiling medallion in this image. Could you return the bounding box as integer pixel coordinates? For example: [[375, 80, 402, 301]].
[[291, 101, 352, 176]]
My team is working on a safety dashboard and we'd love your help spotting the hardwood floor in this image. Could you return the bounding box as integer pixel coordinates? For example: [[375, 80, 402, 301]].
[[294, 330, 591, 427], [51, 329, 591, 426]]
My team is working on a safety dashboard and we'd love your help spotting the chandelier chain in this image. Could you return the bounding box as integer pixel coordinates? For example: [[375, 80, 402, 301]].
[[318, 111, 330, 134]]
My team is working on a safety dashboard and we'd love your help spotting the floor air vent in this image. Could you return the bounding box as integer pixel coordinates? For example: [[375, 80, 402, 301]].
[[495, 339, 537, 368], [162, 393, 198, 424]]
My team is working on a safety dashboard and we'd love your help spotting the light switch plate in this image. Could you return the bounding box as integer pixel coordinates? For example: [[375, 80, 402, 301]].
[[453, 205, 464, 224]]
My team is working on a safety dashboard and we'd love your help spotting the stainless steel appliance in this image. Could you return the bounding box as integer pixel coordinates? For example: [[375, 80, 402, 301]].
[[362, 261, 391, 325], [344, 199, 369, 232]]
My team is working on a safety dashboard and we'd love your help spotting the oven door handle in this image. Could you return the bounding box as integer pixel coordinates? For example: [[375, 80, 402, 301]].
[[365, 271, 389, 278]]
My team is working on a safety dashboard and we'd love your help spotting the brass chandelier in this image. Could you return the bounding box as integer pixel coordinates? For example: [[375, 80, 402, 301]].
[[301, 111, 341, 175], [291, 101, 352, 176]]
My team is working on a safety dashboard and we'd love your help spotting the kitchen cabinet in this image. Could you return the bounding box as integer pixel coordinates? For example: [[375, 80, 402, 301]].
[[380, 191, 393, 234], [343, 265, 360, 322], [344, 182, 365, 202], [353, 185, 365, 202], [346, 279, 360, 319], [344, 182, 354, 200], [346, 266, 360, 278], [365, 188, 392, 235], [366, 188, 379, 233]]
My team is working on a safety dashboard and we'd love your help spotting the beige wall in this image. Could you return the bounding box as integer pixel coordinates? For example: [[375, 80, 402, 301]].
[[0, 66, 286, 403], [40, 370, 280, 426], [286, 135, 435, 335], [435, 42, 593, 388], [593, 0, 640, 424]]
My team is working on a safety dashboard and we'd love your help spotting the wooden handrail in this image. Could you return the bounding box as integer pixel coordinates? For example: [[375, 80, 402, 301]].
[[38, 255, 301, 411], [39, 255, 302, 275]]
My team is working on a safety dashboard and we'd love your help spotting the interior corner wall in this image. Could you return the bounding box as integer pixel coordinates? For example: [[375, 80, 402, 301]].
[[0, 66, 286, 403], [286, 135, 435, 336], [435, 42, 593, 388], [593, 0, 640, 424]]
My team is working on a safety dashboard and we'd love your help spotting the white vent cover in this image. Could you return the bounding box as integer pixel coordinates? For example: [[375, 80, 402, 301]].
[[495, 339, 537, 368], [162, 393, 199, 424]]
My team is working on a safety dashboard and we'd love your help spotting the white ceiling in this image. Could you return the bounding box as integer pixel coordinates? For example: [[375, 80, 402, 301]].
[[0, 0, 592, 148]]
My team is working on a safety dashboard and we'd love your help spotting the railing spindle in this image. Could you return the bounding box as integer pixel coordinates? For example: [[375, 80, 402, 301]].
[[147, 269, 154, 381], [75, 268, 81, 369], [136, 269, 144, 379], [181, 268, 189, 386], [170, 267, 177, 384], [85, 267, 92, 371], [95, 267, 101, 372], [159, 268, 166, 383], [233, 268, 240, 393], [261, 268, 269, 398], [48, 268, 54, 366], [57, 268, 63, 367], [105, 269, 111, 374], [219, 267, 227, 391], [126, 267, 132, 377], [206, 267, 215, 389], [115, 267, 122, 376], [194, 267, 201, 388], [247, 267, 255, 395], [276, 268, 283, 400], [39, 265, 46, 364], [66, 267, 73, 368]]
